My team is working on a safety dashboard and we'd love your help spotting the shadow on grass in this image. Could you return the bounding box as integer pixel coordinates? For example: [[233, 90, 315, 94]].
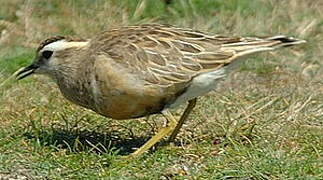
[[23, 129, 149, 156], [21, 126, 257, 157]]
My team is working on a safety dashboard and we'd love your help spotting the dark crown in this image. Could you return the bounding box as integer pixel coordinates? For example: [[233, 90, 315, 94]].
[[37, 36, 66, 52]]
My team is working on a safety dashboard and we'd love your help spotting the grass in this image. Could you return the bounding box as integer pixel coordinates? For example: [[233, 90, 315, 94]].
[[0, 0, 323, 179]]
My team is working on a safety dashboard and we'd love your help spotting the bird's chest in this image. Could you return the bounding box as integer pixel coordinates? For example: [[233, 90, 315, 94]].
[[93, 78, 167, 120], [57, 78, 96, 110], [56, 72, 166, 120], [91, 64, 174, 119]]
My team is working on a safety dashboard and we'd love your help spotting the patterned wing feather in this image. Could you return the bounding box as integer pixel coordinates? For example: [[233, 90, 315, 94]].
[[92, 24, 302, 86], [91, 24, 237, 86]]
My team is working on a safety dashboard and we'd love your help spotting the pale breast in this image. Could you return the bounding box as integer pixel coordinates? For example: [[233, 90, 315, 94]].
[[56, 75, 97, 111]]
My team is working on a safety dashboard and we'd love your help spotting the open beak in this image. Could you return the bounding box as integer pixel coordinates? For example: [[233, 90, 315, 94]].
[[16, 64, 39, 80]]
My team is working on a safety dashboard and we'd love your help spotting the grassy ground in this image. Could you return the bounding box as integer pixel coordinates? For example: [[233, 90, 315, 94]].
[[0, 0, 322, 179]]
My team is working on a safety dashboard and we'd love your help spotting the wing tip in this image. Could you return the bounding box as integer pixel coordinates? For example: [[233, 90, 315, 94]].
[[267, 35, 307, 45]]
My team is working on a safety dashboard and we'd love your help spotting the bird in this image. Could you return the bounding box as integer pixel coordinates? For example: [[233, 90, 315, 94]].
[[16, 24, 306, 157]]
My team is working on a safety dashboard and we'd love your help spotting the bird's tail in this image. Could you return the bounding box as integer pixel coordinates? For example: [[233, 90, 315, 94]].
[[221, 35, 306, 58]]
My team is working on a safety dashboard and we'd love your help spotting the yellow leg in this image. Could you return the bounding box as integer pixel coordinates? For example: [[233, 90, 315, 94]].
[[130, 109, 177, 157], [168, 98, 197, 142]]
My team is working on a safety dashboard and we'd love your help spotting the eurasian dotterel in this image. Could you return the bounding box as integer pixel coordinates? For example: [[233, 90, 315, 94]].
[[16, 24, 306, 157]]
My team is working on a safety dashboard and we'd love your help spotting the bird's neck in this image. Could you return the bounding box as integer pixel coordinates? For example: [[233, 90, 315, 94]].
[[53, 48, 97, 110]]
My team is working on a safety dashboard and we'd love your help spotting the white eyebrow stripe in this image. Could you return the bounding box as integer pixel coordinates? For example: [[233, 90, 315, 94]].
[[42, 40, 89, 52]]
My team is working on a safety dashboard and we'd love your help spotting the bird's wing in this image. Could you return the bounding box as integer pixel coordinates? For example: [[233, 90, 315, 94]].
[[90, 24, 236, 86], [91, 24, 301, 86]]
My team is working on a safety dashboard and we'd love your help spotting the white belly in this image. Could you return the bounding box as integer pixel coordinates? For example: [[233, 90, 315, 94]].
[[168, 68, 226, 108]]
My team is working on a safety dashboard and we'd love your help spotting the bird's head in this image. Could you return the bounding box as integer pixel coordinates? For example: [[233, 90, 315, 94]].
[[16, 36, 89, 80]]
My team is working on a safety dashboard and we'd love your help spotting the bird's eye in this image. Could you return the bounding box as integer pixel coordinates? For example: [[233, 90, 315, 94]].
[[42, 50, 53, 59]]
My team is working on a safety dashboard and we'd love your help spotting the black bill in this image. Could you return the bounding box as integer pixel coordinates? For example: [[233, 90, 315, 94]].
[[16, 64, 39, 80]]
